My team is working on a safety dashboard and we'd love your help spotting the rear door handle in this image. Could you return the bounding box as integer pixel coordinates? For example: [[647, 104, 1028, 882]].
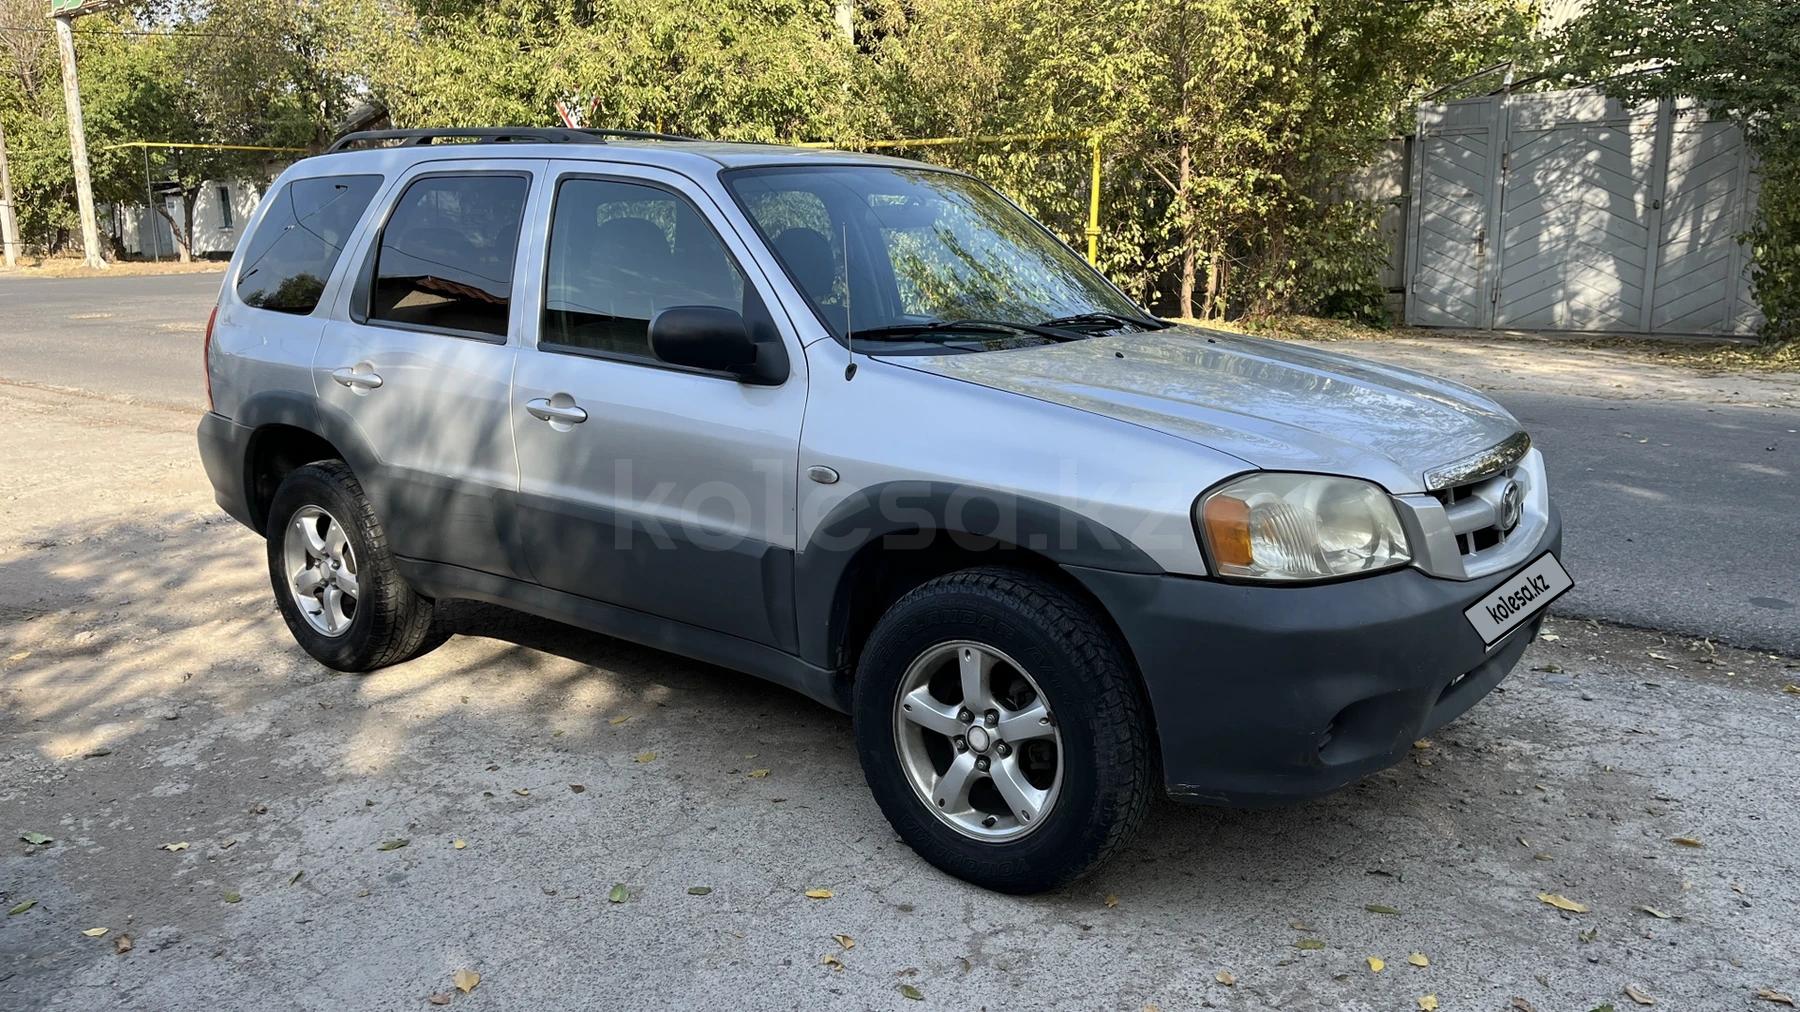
[[525, 397, 588, 425], [330, 366, 383, 390]]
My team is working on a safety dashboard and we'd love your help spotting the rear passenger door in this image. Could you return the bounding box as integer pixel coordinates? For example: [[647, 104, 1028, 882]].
[[314, 159, 544, 580], [510, 161, 808, 651]]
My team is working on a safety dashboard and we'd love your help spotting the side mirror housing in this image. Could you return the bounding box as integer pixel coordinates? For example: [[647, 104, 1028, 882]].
[[649, 305, 762, 376]]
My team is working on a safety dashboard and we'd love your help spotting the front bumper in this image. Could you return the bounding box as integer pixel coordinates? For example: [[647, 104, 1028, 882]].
[[1066, 505, 1562, 806]]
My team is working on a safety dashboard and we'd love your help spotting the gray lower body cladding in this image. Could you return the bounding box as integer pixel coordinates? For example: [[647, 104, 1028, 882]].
[[1066, 506, 1563, 806]]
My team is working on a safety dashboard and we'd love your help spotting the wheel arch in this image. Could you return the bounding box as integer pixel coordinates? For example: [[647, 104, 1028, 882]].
[[235, 391, 376, 533], [796, 480, 1163, 678]]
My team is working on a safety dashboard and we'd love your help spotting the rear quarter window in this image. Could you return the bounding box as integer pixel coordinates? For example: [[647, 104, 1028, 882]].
[[236, 174, 383, 314]]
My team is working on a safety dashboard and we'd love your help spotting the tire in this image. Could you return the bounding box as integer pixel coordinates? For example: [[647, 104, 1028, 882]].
[[852, 566, 1154, 893], [264, 460, 438, 671]]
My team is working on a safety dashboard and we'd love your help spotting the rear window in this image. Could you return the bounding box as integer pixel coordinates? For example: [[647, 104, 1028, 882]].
[[236, 174, 382, 314], [369, 173, 530, 339]]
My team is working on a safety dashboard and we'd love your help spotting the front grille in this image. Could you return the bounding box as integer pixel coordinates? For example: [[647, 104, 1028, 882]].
[[1430, 466, 1521, 559]]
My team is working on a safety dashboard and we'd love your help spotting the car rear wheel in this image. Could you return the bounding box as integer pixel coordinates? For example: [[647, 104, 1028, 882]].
[[853, 567, 1154, 893], [265, 461, 438, 671]]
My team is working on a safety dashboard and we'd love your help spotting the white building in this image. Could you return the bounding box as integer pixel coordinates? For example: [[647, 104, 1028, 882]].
[[114, 177, 265, 260]]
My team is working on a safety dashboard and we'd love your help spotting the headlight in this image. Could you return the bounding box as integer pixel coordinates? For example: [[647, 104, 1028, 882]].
[[1197, 473, 1410, 581]]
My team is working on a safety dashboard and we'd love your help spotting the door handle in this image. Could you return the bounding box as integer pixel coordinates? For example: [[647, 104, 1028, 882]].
[[331, 366, 383, 390], [525, 397, 588, 425]]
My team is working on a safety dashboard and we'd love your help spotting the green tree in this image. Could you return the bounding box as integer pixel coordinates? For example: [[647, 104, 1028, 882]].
[[1556, 0, 1800, 341]]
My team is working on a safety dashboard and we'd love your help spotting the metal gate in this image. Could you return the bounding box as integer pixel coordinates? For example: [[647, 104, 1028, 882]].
[[1405, 89, 1762, 335]]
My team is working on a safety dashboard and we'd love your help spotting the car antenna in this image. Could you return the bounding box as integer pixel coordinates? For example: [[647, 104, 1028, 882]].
[[842, 222, 857, 381]]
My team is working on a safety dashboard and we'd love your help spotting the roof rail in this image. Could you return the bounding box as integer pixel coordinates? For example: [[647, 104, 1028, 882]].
[[325, 126, 697, 153]]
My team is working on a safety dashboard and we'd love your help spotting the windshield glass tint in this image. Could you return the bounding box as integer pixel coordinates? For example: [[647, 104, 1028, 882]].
[[724, 165, 1143, 339]]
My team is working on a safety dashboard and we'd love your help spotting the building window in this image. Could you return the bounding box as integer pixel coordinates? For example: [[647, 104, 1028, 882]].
[[218, 186, 233, 229]]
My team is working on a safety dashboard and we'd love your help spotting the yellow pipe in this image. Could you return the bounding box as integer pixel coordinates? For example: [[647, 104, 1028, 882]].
[[100, 141, 310, 153], [1086, 133, 1102, 265], [794, 132, 1082, 150]]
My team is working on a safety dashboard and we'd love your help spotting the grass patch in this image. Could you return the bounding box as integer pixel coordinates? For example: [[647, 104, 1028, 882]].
[[1183, 314, 1800, 373]]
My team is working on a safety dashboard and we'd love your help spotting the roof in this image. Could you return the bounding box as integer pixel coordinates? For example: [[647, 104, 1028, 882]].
[[300, 129, 928, 177]]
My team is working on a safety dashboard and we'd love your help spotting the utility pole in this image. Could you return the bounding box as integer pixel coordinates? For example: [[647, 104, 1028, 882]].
[[53, 12, 106, 268], [0, 119, 20, 267]]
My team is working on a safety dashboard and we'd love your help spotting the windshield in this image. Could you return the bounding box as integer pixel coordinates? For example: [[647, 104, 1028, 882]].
[[723, 164, 1151, 348]]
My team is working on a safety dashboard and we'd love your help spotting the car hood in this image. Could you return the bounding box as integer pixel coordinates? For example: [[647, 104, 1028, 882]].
[[887, 326, 1522, 494]]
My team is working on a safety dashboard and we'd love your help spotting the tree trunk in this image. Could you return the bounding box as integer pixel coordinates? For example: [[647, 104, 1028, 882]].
[[1200, 251, 1220, 320]]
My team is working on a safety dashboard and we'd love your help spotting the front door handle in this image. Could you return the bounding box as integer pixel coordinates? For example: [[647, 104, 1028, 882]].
[[331, 366, 384, 390], [525, 397, 588, 425]]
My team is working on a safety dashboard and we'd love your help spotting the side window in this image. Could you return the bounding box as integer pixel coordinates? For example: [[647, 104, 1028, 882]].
[[542, 177, 746, 360], [236, 174, 381, 314], [370, 174, 529, 339]]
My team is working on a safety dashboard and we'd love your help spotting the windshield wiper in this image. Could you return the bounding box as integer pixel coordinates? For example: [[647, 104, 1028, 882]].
[[852, 318, 1081, 343], [1037, 311, 1169, 332]]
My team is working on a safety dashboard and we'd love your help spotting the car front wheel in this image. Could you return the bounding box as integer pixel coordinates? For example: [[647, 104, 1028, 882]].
[[853, 567, 1154, 893]]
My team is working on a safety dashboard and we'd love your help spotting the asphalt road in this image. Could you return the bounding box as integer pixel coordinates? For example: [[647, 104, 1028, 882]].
[[1, 272, 1795, 653]]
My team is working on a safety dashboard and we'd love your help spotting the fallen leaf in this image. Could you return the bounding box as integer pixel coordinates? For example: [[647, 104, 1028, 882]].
[[1366, 903, 1400, 915], [1215, 970, 1236, 986], [1408, 952, 1430, 967], [1368, 956, 1386, 973], [82, 927, 108, 937], [6, 650, 29, 662], [1540, 633, 1560, 641], [452, 969, 480, 993], [513, 788, 530, 796], [568, 784, 586, 793], [1590, 1006, 1619, 1012], [805, 888, 833, 900], [748, 769, 771, 778], [1419, 996, 1439, 1011], [1648, 651, 1672, 661], [113, 934, 133, 954], [288, 870, 304, 886], [1289, 920, 1312, 931], [1755, 989, 1798, 1007], [377, 838, 410, 851], [1670, 836, 1703, 848], [608, 883, 629, 903], [1580, 927, 1599, 943], [1413, 739, 1433, 750], [1639, 905, 1671, 919], [833, 934, 854, 950], [453, 839, 466, 850], [687, 886, 712, 896], [8, 900, 35, 915], [898, 984, 924, 1001], [20, 832, 52, 845], [1625, 983, 1655, 1005], [608, 714, 632, 725], [1781, 685, 1800, 696], [223, 892, 241, 904], [1537, 892, 1590, 913], [634, 752, 656, 763], [160, 841, 189, 852], [1295, 938, 1326, 951], [427, 992, 453, 1006], [820, 953, 844, 971], [1510, 999, 1540, 1012], [1104, 894, 1119, 908], [83, 747, 113, 758]]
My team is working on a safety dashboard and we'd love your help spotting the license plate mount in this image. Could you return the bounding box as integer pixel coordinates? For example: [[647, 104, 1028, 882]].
[[1464, 552, 1574, 647]]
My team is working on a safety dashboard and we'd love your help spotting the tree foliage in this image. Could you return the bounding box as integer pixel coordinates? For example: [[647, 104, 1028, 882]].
[[1555, 0, 1800, 342], [0, 0, 1542, 319]]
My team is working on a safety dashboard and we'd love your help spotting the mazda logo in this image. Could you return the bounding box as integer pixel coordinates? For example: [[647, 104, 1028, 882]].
[[1499, 480, 1524, 532]]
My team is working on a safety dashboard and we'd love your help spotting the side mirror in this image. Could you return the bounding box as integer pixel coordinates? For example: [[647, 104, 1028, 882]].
[[649, 305, 758, 374]]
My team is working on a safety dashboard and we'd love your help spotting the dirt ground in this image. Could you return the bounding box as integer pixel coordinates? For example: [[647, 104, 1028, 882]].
[[2, 384, 1799, 1012]]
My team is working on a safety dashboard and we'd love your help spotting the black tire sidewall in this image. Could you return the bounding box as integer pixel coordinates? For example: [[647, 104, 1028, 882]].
[[265, 465, 386, 670], [853, 571, 1147, 893]]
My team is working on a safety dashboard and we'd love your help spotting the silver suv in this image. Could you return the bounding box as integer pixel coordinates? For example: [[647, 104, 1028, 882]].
[[198, 127, 1568, 893]]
